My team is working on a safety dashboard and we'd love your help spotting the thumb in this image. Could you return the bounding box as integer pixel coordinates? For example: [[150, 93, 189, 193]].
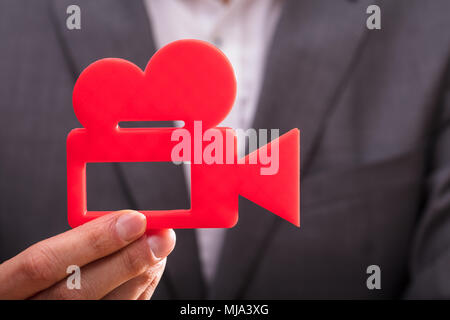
[[146, 229, 176, 260]]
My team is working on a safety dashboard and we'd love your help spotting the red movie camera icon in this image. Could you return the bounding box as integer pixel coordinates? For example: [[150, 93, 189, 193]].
[[67, 40, 299, 229]]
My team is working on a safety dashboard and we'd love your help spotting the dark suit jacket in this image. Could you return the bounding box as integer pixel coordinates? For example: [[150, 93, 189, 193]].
[[1, 0, 449, 299]]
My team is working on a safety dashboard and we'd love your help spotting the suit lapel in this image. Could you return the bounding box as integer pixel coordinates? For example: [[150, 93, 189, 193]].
[[211, 0, 373, 299], [50, 0, 204, 299]]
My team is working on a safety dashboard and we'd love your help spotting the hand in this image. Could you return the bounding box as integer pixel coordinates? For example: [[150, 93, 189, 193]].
[[0, 210, 175, 300]]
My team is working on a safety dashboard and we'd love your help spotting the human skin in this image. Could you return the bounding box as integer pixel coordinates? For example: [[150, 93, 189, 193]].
[[0, 210, 176, 300]]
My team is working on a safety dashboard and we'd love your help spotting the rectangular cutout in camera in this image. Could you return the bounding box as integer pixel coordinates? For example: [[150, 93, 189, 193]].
[[119, 121, 184, 128], [86, 162, 190, 211]]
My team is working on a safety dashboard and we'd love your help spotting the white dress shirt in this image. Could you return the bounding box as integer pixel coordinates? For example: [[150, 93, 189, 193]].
[[144, 0, 282, 284]]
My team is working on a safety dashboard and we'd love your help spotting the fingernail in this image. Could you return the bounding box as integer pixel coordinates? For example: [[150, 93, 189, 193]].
[[115, 211, 147, 242], [147, 229, 176, 259]]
